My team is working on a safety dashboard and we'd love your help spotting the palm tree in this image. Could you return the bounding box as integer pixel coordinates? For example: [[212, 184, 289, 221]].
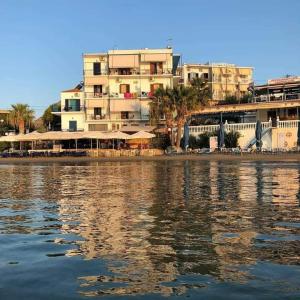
[[190, 78, 211, 106], [172, 85, 198, 148], [150, 79, 210, 149], [9, 103, 35, 134]]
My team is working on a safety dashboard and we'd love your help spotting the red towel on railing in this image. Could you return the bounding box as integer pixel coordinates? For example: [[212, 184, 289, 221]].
[[124, 92, 132, 99]]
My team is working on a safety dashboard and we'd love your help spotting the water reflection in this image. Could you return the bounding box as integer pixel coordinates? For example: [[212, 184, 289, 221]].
[[0, 161, 299, 298]]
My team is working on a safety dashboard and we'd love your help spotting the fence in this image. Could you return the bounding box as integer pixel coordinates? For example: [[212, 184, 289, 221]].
[[189, 120, 273, 135]]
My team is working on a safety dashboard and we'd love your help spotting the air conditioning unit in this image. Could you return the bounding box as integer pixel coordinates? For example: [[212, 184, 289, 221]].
[[96, 115, 101, 120]]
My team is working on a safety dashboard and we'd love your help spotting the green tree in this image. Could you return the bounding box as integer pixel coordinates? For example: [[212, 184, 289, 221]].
[[41, 102, 61, 131], [9, 104, 35, 134], [150, 79, 210, 149]]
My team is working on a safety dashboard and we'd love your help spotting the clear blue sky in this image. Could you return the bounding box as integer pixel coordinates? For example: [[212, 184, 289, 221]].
[[0, 0, 299, 115]]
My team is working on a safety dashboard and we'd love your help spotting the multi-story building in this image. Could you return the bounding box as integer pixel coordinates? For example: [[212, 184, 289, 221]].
[[181, 63, 253, 102], [58, 87, 85, 132], [56, 48, 180, 132]]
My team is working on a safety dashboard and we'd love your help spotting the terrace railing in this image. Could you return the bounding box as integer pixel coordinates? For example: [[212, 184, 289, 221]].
[[189, 120, 272, 134], [253, 93, 300, 103], [277, 120, 300, 128]]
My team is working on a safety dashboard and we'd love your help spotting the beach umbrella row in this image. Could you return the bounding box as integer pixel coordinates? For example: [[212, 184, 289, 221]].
[[0, 130, 155, 142]]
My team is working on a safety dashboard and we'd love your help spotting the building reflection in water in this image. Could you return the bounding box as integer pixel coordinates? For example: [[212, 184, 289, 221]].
[[0, 161, 299, 297]]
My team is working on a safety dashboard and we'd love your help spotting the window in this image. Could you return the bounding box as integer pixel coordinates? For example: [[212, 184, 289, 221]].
[[188, 72, 199, 82], [121, 111, 129, 119], [89, 124, 108, 131], [94, 85, 102, 96], [150, 83, 163, 93], [119, 84, 130, 94], [203, 73, 209, 80], [65, 99, 80, 111], [93, 62, 101, 75]]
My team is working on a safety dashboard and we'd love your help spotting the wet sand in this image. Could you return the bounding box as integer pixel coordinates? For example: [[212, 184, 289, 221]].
[[1, 153, 300, 164]]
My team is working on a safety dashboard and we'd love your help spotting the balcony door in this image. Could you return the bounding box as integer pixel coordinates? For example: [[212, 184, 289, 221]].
[[150, 62, 163, 74], [94, 107, 102, 119], [94, 85, 103, 97]]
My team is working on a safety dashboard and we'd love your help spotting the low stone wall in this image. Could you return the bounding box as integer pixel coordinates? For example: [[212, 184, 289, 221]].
[[87, 149, 164, 158]]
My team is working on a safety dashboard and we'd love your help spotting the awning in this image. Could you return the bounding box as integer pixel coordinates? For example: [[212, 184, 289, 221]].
[[110, 100, 140, 112], [108, 54, 140, 68]]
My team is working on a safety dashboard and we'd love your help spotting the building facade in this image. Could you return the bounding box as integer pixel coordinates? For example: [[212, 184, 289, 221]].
[[181, 63, 253, 102], [57, 48, 180, 132]]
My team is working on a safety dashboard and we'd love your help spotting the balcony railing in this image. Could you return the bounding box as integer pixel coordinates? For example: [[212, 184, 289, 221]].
[[140, 69, 173, 75], [84, 70, 108, 76], [253, 93, 300, 103], [109, 92, 154, 99], [85, 92, 108, 98], [62, 106, 85, 112], [84, 69, 173, 76], [87, 114, 107, 121]]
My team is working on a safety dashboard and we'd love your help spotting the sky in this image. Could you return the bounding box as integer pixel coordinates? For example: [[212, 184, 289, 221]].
[[0, 0, 299, 116]]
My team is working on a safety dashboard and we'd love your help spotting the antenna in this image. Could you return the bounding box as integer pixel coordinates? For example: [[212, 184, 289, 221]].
[[167, 38, 173, 49]]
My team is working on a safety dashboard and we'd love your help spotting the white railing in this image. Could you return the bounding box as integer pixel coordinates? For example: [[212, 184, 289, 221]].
[[189, 125, 219, 134], [278, 120, 300, 128], [253, 93, 300, 103], [189, 120, 272, 134]]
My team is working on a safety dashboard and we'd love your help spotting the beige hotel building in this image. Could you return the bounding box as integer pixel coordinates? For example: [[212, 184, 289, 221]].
[[55, 48, 253, 132], [57, 48, 180, 132]]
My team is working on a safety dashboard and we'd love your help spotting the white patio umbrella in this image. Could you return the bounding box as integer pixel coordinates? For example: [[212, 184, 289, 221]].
[[0, 135, 20, 142], [104, 131, 133, 149], [82, 132, 107, 150], [0, 134, 24, 151], [104, 131, 132, 140], [17, 131, 42, 141], [130, 131, 155, 139], [128, 131, 155, 149]]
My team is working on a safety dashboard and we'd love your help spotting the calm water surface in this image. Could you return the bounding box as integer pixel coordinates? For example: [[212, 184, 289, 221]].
[[0, 160, 299, 299]]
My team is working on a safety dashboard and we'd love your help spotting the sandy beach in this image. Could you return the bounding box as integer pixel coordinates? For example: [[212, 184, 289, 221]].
[[1, 153, 300, 164]]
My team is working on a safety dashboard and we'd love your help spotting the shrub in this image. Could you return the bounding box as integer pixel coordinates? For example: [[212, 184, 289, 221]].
[[225, 131, 241, 148], [0, 142, 11, 152]]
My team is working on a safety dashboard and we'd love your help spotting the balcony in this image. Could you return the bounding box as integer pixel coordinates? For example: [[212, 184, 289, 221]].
[[62, 105, 85, 112], [108, 68, 173, 76], [84, 70, 108, 76], [85, 92, 108, 99], [109, 92, 154, 99], [87, 114, 106, 121]]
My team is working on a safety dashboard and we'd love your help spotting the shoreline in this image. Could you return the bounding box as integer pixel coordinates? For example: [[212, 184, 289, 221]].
[[1, 153, 300, 164]]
